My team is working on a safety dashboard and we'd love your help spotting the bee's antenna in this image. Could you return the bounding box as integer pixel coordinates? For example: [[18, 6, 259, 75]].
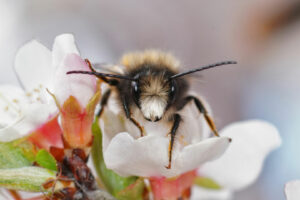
[[67, 70, 135, 81], [170, 61, 237, 79]]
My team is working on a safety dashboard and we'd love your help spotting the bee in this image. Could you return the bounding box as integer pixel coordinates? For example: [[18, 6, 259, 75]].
[[67, 50, 236, 169]]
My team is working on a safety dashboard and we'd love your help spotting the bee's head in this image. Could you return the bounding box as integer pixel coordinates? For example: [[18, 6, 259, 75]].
[[67, 50, 236, 123], [131, 69, 182, 122]]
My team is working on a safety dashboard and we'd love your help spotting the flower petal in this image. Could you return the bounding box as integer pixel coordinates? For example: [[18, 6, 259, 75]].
[[0, 85, 29, 141], [173, 137, 230, 178], [104, 133, 169, 177], [0, 85, 27, 127], [53, 53, 97, 107], [100, 109, 127, 150], [14, 40, 53, 92], [0, 127, 22, 142], [0, 103, 57, 142], [28, 115, 63, 150], [0, 84, 57, 142], [199, 120, 281, 191], [191, 186, 232, 200], [176, 95, 211, 143], [104, 132, 230, 178], [150, 170, 196, 200], [285, 180, 300, 200], [52, 33, 80, 68]]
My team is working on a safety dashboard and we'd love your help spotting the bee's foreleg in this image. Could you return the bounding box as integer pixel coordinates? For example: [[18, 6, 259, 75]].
[[97, 89, 111, 117], [122, 97, 145, 137], [85, 58, 119, 86], [178, 96, 219, 137], [166, 113, 181, 169]]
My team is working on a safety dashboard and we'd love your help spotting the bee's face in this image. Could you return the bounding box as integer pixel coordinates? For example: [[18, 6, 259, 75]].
[[131, 72, 177, 122]]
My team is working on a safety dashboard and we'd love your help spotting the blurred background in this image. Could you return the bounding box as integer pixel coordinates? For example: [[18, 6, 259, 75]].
[[1, 0, 300, 199]]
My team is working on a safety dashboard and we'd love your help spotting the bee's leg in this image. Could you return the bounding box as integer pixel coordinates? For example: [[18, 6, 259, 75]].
[[129, 117, 145, 137], [85, 58, 96, 72], [166, 113, 181, 169], [97, 89, 111, 117], [178, 96, 219, 137], [85, 58, 119, 86], [122, 98, 145, 137]]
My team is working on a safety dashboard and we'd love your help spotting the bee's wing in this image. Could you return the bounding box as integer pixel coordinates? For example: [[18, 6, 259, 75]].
[[92, 63, 126, 75]]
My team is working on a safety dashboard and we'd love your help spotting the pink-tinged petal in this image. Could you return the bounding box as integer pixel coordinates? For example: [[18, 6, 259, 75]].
[[199, 120, 281, 191], [285, 180, 300, 200], [0, 85, 57, 142], [104, 132, 230, 178], [28, 115, 63, 150], [150, 170, 196, 200], [14, 40, 53, 91], [0, 103, 57, 142], [52, 33, 80, 68], [191, 187, 232, 200], [0, 189, 11, 200], [54, 53, 97, 107]]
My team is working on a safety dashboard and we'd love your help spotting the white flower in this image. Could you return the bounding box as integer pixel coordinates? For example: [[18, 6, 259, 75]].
[[191, 120, 281, 200], [101, 98, 231, 178], [52, 34, 98, 107], [100, 95, 281, 199], [0, 84, 57, 142], [0, 33, 96, 142], [285, 180, 300, 200]]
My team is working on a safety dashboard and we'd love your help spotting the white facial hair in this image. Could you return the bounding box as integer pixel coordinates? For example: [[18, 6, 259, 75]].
[[140, 96, 167, 121]]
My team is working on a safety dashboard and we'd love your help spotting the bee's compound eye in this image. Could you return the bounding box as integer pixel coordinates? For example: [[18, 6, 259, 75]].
[[132, 81, 138, 92], [132, 81, 140, 107], [134, 84, 138, 92], [171, 85, 175, 93], [169, 80, 176, 102]]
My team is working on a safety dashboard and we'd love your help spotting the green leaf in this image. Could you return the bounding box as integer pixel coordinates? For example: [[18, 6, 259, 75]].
[[0, 139, 36, 169], [0, 166, 57, 192], [91, 117, 145, 199], [194, 177, 222, 190], [36, 149, 57, 171]]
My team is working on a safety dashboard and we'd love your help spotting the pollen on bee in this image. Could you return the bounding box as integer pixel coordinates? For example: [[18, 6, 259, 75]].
[[4, 106, 8, 111], [12, 99, 19, 103], [33, 88, 40, 93]]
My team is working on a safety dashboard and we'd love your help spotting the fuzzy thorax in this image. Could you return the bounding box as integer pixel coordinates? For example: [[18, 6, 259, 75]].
[[120, 49, 180, 72]]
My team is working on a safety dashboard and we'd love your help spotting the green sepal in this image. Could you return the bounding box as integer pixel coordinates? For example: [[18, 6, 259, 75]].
[[91, 117, 145, 199], [115, 178, 145, 200], [0, 138, 36, 169], [194, 176, 222, 190], [36, 149, 57, 171], [0, 166, 57, 192]]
